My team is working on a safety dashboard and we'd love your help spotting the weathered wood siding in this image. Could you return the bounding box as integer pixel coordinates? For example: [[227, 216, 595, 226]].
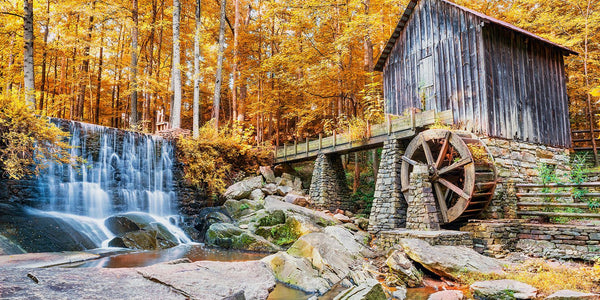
[[383, 0, 486, 132], [382, 0, 572, 148], [483, 26, 571, 148]]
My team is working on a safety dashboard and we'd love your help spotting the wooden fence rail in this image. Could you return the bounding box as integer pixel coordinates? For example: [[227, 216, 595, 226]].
[[515, 183, 600, 219]]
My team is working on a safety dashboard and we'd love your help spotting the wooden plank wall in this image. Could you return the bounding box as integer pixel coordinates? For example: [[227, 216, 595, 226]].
[[382, 0, 572, 148], [483, 26, 572, 148], [383, 0, 486, 133]]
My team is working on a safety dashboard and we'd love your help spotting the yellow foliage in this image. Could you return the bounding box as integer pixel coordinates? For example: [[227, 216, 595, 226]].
[[0, 92, 75, 180], [176, 121, 272, 195]]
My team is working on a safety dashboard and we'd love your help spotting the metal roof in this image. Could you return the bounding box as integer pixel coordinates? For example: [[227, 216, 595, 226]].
[[374, 0, 577, 72]]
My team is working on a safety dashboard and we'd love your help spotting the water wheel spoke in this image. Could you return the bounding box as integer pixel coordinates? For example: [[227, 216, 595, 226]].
[[438, 178, 471, 200], [421, 137, 435, 165], [438, 157, 472, 175], [433, 182, 449, 223], [435, 132, 451, 168], [401, 155, 424, 166]]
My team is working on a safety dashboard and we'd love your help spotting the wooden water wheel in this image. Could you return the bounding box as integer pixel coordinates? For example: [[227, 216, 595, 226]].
[[400, 129, 497, 224]]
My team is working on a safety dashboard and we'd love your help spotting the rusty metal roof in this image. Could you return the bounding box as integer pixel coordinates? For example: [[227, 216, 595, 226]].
[[374, 0, 577, 72]]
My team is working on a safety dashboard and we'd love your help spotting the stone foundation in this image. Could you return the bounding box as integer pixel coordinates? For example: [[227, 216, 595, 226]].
[[462, 219, 600, 261], [376, 229, 473, 252], [481, 138, 570, 219], [309, 154, 352, 211], [368, 139, 407, 233], [406, 166, 441, 230]]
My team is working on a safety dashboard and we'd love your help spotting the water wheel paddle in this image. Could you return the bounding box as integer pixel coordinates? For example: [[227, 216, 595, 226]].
[[400, 129, 497, 224]]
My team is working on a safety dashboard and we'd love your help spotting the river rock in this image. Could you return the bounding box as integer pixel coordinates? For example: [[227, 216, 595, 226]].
[[250, 189, 266, 201], [260, 166, 277, 183], [264, 196, 338, 227], [108, 222, 178, 250], [261, 252, 331, 294], [334, 213, 352, 223], [385, 249, 423, 287], [224, 176, 264, 200], [399, 238, 504, 280], [205, 222, 281, 252], [428, 290, 464, 300], [393, 287, 407, 300], [323, 225, 375, 258], [355, 218, 369, 231], [284, 193, 310, 207], [273, 165, 301, 178], [105, 212, 158, 235], [0, 252, 100, 268], [138, 260, 276, 300], [276, 185, 293, 196], [262, 184, 279, 195], [545, 290, 600, 300], [333, 279, 386, 300], [470, 279, 537, 300], [223, 199, 264, 220], [191, 207, 233, 241]]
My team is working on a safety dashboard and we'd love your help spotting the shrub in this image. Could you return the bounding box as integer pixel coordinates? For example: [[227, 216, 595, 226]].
[[176, 121, 272, 195], [0, 93, 75, 179]]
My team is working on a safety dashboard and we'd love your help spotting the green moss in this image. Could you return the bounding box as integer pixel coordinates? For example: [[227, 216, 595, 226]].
[[239, 203, 250, 211], [257, 210, 286, 227]]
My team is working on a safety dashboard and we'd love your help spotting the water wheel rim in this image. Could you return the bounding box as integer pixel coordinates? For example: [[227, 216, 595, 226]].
[[401, 129, 477, 224]]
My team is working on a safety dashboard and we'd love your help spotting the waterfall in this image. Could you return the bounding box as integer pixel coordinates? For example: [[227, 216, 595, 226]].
[[34, 120, 190, 248]]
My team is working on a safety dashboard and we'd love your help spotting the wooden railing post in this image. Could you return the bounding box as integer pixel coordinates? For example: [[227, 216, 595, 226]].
[[306, 137, 309, 156], [284, 143, 287, 160], [319, 134, 322, 150], [333, 130, 337, 147], [386, 115, 392, 135], [410, 109, 416, 130], [294, 140, 298, 155]]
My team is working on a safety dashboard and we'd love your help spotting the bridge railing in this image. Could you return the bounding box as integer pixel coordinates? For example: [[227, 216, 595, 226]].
[[274, 109, 453, 163]]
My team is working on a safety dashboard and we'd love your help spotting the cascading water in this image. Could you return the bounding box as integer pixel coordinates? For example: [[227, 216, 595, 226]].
[[33, 120, 190, 249]]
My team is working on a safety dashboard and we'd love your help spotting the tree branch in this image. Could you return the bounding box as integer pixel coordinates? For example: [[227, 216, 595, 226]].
[[0, 12, 24, 19]]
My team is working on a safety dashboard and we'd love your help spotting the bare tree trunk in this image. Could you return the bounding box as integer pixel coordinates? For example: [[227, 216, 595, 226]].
[[353, 153, 360, 193], [76, 1, 96, 121], [95, 37, 103, 124], [130, 0, 139, 126], [212, 0, 227, 130], [23, 0, 35, 108], [171, 0, 182, 128], [232, 0, 240, 122], [39, 0, 50, 113], [193, 0, 202, 138]]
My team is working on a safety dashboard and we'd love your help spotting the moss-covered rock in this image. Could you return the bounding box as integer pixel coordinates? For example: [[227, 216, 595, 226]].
[[223, 199, 264, 220], [257, 210, 286, 226], [205, 223, 281, 253]]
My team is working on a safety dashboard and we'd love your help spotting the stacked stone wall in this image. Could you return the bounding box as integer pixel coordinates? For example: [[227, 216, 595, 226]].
[[481, 138, 570, 219], [368, 139, 407, 233], [406, 166, 441, 230], [462, 220, 600, 261], [309, 154, 352, 211], [376, 229, 473, 251]]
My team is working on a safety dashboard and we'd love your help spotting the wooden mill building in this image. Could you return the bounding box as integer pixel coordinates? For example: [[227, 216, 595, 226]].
[[375, 0, 577, 148]]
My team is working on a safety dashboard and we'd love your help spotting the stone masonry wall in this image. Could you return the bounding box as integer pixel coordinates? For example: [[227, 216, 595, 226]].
[[481, 138, 570, 219], [368, 139, 407, 233], [376, 230, 473, 251], [309, 154, 352, 211], [406, 165, 441, 230], [462, 220, 600, 261]]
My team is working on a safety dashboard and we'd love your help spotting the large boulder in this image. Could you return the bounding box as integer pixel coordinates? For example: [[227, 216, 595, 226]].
[[428, 290, 464, 300], [205, 223, 281, 253], [138, 260, 276, 300], [105, 213, 179, 250], [224, 176, 264, 200], [385, 249, 423, 287], [545, 290, 600, 300], [323, 226, 375, 258], [261, 252, 330, 294], [470, 280, 537, 300], [333, 279, 386, 300], [260, 166, 276, 183], [398, 239, 504, 280], [0, 234, 26, 255], [190, 207, 233, 242], [223, 199, 264, 220], [0, 203, 98, 252], [264, 196, 338, 227], [284, 193, 310, 207]]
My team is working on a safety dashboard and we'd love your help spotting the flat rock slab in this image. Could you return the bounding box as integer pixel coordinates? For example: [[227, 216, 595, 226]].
[[399, 238, 504, 280], [137, 260, 276, 300], [471, 279, 537, 300], [545, 290, 600, 300], [0, 252, 100, 268], [0, 267, 184, 300]]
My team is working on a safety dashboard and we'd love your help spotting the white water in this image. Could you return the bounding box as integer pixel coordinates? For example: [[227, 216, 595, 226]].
[[37, 120, 190, 248]]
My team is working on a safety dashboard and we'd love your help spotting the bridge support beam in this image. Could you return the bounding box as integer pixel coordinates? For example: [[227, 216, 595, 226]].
[[368, 139, 407, 233], [309, 154, 352, 211]]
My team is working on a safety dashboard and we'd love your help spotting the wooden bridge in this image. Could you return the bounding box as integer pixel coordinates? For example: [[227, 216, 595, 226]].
[[274, 110, 453, 163]]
